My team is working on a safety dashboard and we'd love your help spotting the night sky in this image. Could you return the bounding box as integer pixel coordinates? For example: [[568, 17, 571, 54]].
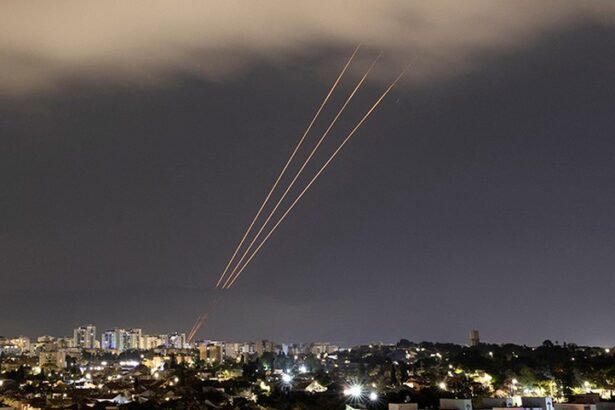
[[2, 2, 615, 346]]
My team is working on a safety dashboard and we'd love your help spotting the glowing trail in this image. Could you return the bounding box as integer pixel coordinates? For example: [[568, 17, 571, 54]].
[[187, 315, 201, 341], [224, 68, 408, 289], [188, 309, 209, 342], [187, 294, 224, 342], [187, 304, 210, 342], [214, 45, 361, 288], [197, 47, 361, 341], [221, 54, 381, 289], [187, 312, 208, 342]]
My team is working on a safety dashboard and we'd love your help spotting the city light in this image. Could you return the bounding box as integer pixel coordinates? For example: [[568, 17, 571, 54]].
[[259, 381, 271, 392], [349, 385, 362, 397], [343, 383, 364, 401], [1, 333, 614, 408]]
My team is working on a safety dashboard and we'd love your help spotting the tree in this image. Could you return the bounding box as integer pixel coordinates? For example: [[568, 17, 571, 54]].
[[391, 363, 398, 386], [398, 339, 413, 348]]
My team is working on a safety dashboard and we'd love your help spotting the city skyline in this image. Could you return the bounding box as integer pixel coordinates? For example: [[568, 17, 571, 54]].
[[6, 327, 614, 409], [3, 325, 614, 355], [3, 1, 615, 346]]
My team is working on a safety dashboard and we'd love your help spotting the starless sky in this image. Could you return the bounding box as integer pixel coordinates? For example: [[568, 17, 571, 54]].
[[1, 1, 615, 346]]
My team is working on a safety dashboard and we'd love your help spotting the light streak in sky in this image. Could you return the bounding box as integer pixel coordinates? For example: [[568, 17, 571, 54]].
[[187, 316, 201, 341], [214, 45, 361, 289], [223, 67, 408, 289], [191, 46, 361, 341], [189, 50, 406, 340], [221, 53, 381, 289], [187, 294, 223, 342], [187, 312, 208, 342]]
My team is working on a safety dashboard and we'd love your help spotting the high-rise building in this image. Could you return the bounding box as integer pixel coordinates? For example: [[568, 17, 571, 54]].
[[469, 329, 480, 347], [141, 335, 163, 350], [74, 325, 96, 349], [223, 342, 243, 360], [101, 328, 141, 351], [165, 333, 186, 349], [125, 328, 142, 350], [39, 349, 67, 369], [102, 329, 121, 350], [199, 343, 223, 365], [256, 340, 274, 357]]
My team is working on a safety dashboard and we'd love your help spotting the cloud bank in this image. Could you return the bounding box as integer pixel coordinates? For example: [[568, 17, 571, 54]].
[[2, 0, 615, 95]]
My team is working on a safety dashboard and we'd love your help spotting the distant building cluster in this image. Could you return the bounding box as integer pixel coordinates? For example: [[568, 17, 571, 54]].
[[71, 324, 189, 352], [0, 325, 339, 374], [100, 328, 186, 352], [198, 340, 339, 365]]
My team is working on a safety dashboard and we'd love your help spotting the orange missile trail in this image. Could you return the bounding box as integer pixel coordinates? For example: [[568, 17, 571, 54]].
[[221, 54, 381, 289], [223, 67, 409, 289], [187, 315, 202, 341], [187, 300, 213, 342], [188, 312, 209, 342], [187, 312, 208, 342], [213, 45, 361, 289], [187, 310, 208, 342], [187, 293, 225, 342]]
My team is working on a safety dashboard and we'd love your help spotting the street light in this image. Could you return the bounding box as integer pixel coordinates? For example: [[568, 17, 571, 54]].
[[280, 373, 293, 396], [344, 384, 364, 399], [281, 373, 293, 384]]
